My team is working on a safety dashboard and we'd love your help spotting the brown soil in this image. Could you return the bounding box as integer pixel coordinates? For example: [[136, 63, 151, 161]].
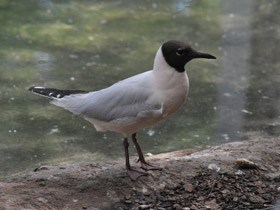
[[0, 138, 279, 210]]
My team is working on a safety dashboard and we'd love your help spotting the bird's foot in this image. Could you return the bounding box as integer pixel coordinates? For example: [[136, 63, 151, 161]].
[[140, 161, 161, 170], [127, 166, 148, 181]]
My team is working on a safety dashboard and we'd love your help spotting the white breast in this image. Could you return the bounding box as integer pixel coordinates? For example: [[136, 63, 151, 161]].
[[151, 47, 189, 118]]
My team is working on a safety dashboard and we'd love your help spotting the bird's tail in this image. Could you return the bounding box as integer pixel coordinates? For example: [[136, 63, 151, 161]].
[[28, 86, 89, 99]]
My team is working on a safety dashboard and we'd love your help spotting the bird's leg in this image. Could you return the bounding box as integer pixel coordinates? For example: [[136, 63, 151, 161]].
[[123, 137, 147, 180], [132, 133, 161, 170]]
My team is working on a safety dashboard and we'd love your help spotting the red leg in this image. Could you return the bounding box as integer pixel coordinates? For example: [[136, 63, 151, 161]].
[[132, 133, 161, 170], [123, 137, 147, 180]]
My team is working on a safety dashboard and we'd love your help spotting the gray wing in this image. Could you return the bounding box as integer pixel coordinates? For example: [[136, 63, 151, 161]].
[[52, 71, 162, 122]]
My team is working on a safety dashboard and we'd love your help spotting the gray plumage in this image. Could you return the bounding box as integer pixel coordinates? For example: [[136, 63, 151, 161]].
[[51, 71, 162, 122]]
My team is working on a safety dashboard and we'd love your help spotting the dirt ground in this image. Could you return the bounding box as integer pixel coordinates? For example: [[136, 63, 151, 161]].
[[0, 138, 279, 210]]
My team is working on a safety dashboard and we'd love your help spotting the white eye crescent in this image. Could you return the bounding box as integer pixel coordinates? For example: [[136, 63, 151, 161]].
[[176, 48, 184, 56]]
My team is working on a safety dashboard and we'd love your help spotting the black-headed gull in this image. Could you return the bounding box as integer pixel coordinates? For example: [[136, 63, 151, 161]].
[[29, 40, 216, 180]]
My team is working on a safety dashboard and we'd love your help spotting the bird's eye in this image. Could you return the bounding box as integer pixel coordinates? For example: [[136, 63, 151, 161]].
[[176, 48, 184, 56]]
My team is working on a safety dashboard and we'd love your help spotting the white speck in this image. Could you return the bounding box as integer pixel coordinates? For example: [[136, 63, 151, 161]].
[[152, 3, 157, 8], [34, 86, 45, 89], [194, 42, 199, 47], [147, 129, 155, 136], [70, 77, 75, 81], [229, 13, 235, 18], [10, 97, 15, 101], [34, 155, 37, 158], [193, 134, 199, 138], [38, 197, 48, 203], [49, 92, 54, 96], [68, 19, 73, 23], [103, 134, 107, 139], [142, 187, 148, 194], [9, 130, 12, 133], [46, 9, 51, 14], [57, 94, 61, 98], [30, 117, 34, 120], [49, 128, 59, 134], [262, 96, 269, 99], [88, 36, 94, 41], [100, 20, 107, 24], [213, 106, 217, 110], [86, 62, 96, 66], [242, 109, 253, 115], [82, 126, 86, 129], [69, 54, 78, 59], [235, 170, 244, 175], [146, 153, 153, 157], [222, 133, 229, 140], [73, 199, 78, 203], [13, 130, 17, 133], [139, 205, 151, 209], [223, 92, 231, 97], [208, 163, 220, 172]]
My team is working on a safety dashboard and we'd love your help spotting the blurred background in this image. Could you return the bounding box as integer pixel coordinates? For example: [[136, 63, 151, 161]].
[[0, 0, 279, 180]]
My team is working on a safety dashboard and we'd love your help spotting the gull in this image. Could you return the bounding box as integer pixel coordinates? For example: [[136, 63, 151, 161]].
[[29, 40, 216, 180]]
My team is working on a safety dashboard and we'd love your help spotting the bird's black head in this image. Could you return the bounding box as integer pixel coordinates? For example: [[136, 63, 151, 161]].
[[161, 40, 216, 72]]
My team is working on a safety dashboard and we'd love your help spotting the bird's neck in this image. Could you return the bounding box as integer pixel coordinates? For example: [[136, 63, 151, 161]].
[[153, 46, 188, 86]]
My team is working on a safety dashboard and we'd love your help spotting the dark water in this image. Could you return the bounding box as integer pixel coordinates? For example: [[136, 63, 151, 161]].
[[0, 0, 279, 180]]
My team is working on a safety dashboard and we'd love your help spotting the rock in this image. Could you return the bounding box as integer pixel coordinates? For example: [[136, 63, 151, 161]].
[[125, 194, 131, 200], [183, 183, 193, 192], [124, 200, 132, 204], [204, 199, 220, 210], [0, 138, 279, 209], [173, 203, 182, 209], [233, 197, 238, 202]]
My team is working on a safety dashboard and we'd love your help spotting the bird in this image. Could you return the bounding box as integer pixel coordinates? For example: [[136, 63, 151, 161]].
[[29, 40, 216, 180]]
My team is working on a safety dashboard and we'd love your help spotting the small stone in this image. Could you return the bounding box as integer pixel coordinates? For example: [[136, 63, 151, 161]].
[[173, 203, 182, 209], [125, 194, 131, 200], [124, 200, 132, 204], [143, 191, 151, 196], [221, 189, 230, 194], [182, 208, 190, 210], [233, 197, 238, 202], [37, 197, 48, 203], [205, 199, 219, 209], [190, 204, 197, 210], [139, 204, 151, 209], [183, 183, 193, 192], [217, 182, 222, 189], [197, 196, 204, 201]]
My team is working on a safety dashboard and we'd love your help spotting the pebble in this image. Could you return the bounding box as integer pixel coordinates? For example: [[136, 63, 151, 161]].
[[183, 183, 193, 192], [125, 194, 131, 200], [118, 170, 278, 210], [173, 203, 182, 209], [124, 200, 132, 204], [139, 204, 150, 209]]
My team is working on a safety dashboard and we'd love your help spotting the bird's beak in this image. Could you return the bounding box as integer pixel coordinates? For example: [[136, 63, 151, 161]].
[[191, 51, 216, 60]]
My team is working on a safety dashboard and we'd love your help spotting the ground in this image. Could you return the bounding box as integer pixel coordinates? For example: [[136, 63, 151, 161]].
[[0, 138, 279, 210]]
